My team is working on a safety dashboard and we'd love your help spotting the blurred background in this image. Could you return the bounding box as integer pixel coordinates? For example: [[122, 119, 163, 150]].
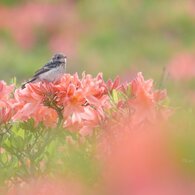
[[0, 0, 195, 90], [1, 1, 195, 193]]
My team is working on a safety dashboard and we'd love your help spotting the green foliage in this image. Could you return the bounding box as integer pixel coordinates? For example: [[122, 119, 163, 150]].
[[0, 0, 23, 6], [0, 120, 99, 186]]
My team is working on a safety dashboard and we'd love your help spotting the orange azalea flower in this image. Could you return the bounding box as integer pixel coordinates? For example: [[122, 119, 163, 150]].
[[0, 80, 14, 107], [128, 72, 167, 125], [62, 84, 85, 117], [81, 72, 107, 98], [107, 76, 121, 92], [33, 106, 58, 128], [13, 73, 111, 131], [12, 72, 167, 134], [54, 73, 110, 134], [55, 74, 82, 106], [0, 81, 14, 124], [13, 82, 58, 127], [64, 106, 101, 136], [61, 74, 109, 135], [0, 106, 12, 125]]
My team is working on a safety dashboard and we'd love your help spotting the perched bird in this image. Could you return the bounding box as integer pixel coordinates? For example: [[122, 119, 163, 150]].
[[22, 53, 67, 89]]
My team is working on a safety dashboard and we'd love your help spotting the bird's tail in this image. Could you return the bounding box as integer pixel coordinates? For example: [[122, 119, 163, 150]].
[[21, 77, 37, 89]]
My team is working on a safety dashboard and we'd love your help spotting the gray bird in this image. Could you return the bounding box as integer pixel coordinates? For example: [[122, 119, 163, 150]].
[[22, 53, 67, 89]]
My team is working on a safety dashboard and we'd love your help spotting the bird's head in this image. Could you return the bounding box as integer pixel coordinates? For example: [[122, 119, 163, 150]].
[[52, 53, 67, 64]]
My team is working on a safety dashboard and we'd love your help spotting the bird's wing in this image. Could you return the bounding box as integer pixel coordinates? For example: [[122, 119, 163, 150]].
[[33, 61, 60, 78], [21, 60, 62, 89]]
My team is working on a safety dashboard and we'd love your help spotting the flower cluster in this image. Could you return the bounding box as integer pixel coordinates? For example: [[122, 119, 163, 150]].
[[0, 72, 167, 136], [13, 73, 111, 135], [0, 72, 173, 194]]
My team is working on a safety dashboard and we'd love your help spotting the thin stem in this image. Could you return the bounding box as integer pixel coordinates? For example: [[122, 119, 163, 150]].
[[158, 66, 167, 89]]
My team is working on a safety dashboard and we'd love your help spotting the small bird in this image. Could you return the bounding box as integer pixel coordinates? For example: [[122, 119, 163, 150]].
[[22, 53, 67, 89]]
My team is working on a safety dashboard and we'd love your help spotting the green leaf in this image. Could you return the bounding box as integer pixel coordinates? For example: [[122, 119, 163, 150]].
[[16, 136, 25, 151], [112, 89, 118, 103], [16, 129, 25, 139], [19, 119, 35, 131], [0, 153, 8, 164], [3, 138, 11, 148], [10, 77, 17, 85]]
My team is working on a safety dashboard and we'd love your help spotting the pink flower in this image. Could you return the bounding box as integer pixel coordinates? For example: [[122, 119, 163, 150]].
[[98, 120, 190, 195], [64, 106, 103, 136], [0, 81, 14, 124], [106, 72, 168, 128], [12, 73, 111, 133], [7, 178, 84, 195], [0, 81, 14, 107], [12, 72, 167, 135], [128, 72, 167, 125], [0, 106, 12, 125], [62, 84, 85, 119], [13, 82, 58, 127], [54, 73, 110, 134], [107, 76, 121, 92], [168, 53, 195, 81], [81, 72, 107, 98]]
